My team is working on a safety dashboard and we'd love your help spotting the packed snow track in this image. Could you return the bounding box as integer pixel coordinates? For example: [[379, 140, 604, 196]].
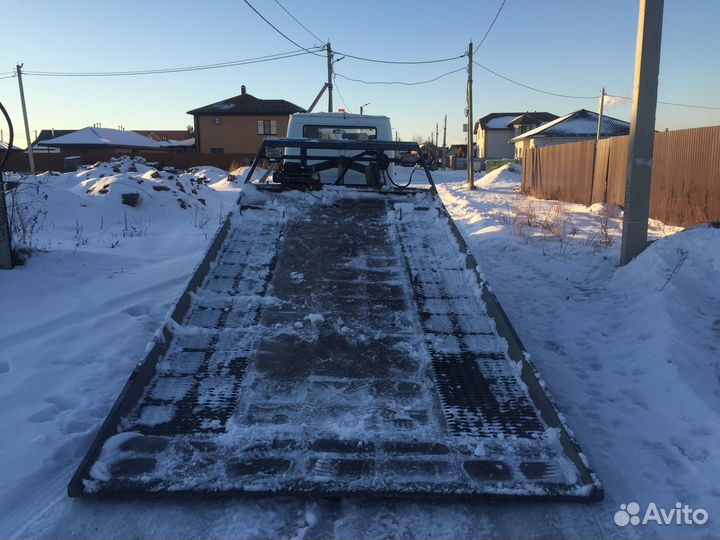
[[69, 186, 601, 500]]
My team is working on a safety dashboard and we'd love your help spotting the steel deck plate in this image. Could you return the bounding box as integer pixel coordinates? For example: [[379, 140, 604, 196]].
[[69, 189, 602, 500]]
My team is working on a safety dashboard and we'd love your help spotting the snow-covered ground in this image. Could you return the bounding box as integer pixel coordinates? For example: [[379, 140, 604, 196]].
[[0, 161, 718, 538]]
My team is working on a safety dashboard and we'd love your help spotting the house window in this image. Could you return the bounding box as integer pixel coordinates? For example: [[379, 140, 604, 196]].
[[210, 147, 224, 154], [212, 118, 221, 125], [257, 120, 278, 135]]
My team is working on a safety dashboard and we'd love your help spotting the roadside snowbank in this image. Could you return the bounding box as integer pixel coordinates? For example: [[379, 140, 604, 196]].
[[436, 165, 720, 539]]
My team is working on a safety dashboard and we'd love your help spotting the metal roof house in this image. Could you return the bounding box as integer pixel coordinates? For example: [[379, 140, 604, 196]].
[[30, 129, 77, 153], [36, 127, 163, 152], [510, 109, 630, 159], [475, 111, 558, 159], [187, 85, 305, 155]]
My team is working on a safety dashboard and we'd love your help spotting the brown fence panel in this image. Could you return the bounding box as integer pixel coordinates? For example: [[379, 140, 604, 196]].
[[649, 126, 720, 226], [521, 126, 720, 227], [521, 140, 595, 205], [5, 151, 256, 174], [604, 135, 629, 207]]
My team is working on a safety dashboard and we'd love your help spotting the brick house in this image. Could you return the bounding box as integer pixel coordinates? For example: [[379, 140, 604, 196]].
[[187, 85, 305, 155]]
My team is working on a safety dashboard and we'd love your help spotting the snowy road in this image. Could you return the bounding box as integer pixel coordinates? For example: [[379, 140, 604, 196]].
[[1, 163, 718, 538]]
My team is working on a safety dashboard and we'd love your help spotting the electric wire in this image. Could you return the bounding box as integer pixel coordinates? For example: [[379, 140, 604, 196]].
[[335, 66, 466, 86], [473, 61, 596, 99], [332, 75, 351, 111], [241, 0, 326, 56], [22, 49, 323, 77], [474, 0, 507, 53], [332, 50, 466, 65], [272, 0, 324, 44], [606, 94, 720, 111]]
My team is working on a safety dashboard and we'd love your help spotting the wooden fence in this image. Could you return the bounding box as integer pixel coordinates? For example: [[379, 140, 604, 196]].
[[5, 150, 256, 174], [521, 125, 720, 227]]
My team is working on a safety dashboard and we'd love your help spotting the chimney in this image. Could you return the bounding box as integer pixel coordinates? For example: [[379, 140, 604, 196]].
[[241, 85, 246, 96]]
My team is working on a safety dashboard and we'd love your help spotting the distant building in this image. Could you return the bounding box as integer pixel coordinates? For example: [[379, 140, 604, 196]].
[[0, 141, 23, 152], [36, 127, 163, 152], [187, 85, 305, 155], [31, 129, 77, 153], [475, 112, 558, 159], [135, 130, 191, 142], [510, 109, 630, 158]]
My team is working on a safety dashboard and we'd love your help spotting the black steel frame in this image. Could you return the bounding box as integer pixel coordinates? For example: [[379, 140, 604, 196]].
[[243, 138, 436, 189]]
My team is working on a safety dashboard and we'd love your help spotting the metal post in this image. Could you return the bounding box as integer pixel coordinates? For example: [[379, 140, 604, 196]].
[[590, 87, 605, 201], [442, 114, 447, 169], [16, 65, 35, 176], [467, 42, 475, 189], [596, 87, 605, 143], [307, 83, 329, 112], [620, 0, 664, 265], [326, 42, 334, 113]]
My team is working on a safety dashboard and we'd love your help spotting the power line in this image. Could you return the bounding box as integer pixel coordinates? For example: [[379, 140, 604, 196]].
[[21, 49, 323, 77], [0, 74, 16, 81], [332, 50, 466, 65], [474, 0, 507, 53], [606, 93, 720, 111], [335, 66, 466, 86], [241, 0, 325, 56], [472, 61, 720, 110], [473, 61, 596, 99], [272, 0, 324, 44], [332, 75, 350, 112]]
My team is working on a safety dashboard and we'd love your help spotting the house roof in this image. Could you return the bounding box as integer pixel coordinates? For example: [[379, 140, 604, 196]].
[[478, 113, 525, 130], [187, 87, 305, 117], [476, 111, 559, 132], [135, 130, 189, 142], [510, 109, 630, 142], [36, 127, 163, 149], [508, 112, 558, 126], [158, 137, 195, 147], [31, 129, 76, 147], [1, 141, 23, 152]]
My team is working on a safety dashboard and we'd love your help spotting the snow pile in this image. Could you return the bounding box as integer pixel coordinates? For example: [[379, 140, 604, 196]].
[[73, 156, 236, 211], [433, 165, 720, 538]]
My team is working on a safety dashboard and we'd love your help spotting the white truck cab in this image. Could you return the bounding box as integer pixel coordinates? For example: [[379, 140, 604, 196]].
[[286, 112, 395, 185]]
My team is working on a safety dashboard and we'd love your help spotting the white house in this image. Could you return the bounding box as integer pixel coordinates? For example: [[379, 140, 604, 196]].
[[475, 111, 558, 159], [510, 109, 631, 158]]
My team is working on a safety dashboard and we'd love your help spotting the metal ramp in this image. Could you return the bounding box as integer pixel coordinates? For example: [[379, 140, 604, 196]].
[[69, 187, 602, 500]]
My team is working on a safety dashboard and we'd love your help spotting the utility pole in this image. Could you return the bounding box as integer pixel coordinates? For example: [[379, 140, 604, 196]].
[[620, 0, 664, 266], [590, 86, 606, 200], [596, 87, 606, 143], [466, 42, 475, 190], [435, 123, 439, 147], [16, 65, 35, 176], [442, 114, 447, 169], [326, 42, 334, 113]]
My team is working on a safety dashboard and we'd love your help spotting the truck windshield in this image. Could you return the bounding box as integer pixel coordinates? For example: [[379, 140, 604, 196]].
[[302, 125, 377, 141]]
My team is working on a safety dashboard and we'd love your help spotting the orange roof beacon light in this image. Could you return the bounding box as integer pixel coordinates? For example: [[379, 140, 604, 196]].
[[337, 109, 346, 113]]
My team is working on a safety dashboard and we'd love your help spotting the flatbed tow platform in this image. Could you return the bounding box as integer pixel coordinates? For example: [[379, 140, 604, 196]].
[[69, 140, 601, 500]]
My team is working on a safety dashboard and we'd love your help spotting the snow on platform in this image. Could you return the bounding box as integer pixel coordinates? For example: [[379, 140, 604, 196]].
[[68, 188, 600, 499]]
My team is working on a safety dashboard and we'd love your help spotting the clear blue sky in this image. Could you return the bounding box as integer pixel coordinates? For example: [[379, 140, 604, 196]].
[[1, 0, 719, 147]]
